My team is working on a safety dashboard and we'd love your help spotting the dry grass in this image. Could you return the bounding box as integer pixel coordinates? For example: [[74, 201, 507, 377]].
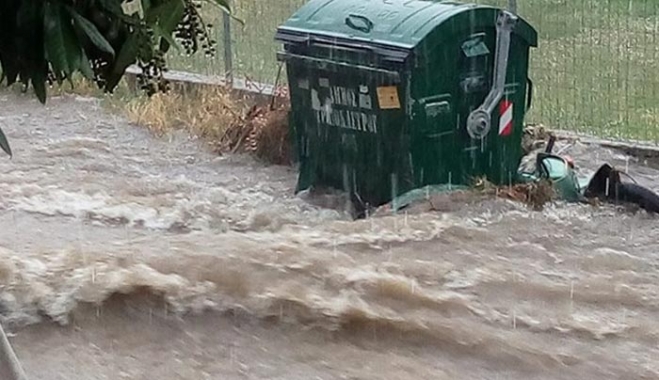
[[48, 77, 105, 98], [123, 85, 247, 142], [123, 83, 293, 164]]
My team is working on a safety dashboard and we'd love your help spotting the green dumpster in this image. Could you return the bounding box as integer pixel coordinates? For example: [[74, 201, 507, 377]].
[[275, 0, 538, 209]]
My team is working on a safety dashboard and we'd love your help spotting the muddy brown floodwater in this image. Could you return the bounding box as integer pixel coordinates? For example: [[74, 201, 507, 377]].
[[1, 92, 659, 380]]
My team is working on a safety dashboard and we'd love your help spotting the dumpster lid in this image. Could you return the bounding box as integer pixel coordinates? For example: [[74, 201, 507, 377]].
[[275, 0, 538, 51]]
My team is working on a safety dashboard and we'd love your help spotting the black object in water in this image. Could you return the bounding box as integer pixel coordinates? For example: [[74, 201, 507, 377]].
[[584, 164, 659, 213]]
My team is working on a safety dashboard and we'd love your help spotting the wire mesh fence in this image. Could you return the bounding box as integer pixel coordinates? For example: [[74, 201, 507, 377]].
[[167, 0, 659, 143]]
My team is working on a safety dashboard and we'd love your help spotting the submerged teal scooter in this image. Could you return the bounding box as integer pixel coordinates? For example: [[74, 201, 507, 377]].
[[385, 135, 659, 214], [516, 135, 588, 202], [518, 135, 659, 212]]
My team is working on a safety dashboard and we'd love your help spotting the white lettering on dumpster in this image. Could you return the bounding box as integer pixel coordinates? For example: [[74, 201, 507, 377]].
[[311, 87, 378, 134], [315, 109, 378, 134], [330, 86, 358, 107], [329, 85, 373, 110]]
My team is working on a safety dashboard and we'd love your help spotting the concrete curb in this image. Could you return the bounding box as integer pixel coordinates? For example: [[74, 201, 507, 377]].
[[553, 130, 659, 159], [124, 65, 282, 104]]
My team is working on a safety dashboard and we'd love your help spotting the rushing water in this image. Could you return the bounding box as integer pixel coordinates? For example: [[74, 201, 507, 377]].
[[1, 92, 659, 379]]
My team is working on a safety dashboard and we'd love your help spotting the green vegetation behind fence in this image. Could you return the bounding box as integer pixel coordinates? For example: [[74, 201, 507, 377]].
[[168, 0, 659, 143]]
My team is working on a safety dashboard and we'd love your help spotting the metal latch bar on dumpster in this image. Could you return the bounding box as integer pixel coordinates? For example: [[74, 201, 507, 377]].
[[276, 52, 401, 81], [466, 11, 518, 140]]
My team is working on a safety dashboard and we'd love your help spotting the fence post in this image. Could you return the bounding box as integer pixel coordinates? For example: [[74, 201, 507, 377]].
[[222, 3, 233, 86], [508, 0, 517, 13]]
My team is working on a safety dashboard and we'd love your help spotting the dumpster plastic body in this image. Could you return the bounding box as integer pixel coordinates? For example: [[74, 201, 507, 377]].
[[275, 0, 538, 208]]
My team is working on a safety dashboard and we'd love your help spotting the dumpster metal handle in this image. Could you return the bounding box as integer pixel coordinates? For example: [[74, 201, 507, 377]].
[[526, 77, 533, 111], [466, 11, 518, 139], [345, 14, 374, 33], [276, 51, 401, 81]]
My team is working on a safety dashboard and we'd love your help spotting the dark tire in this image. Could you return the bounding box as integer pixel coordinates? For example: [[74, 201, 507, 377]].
[[618, 183, 659, 214]]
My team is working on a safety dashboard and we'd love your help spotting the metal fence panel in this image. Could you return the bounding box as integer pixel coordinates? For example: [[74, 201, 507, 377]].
[[167, 0, 659, 143]]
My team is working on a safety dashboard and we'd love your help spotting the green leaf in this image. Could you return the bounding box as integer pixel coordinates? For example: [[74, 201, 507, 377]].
[[31, 72, 47, 104], [78, 49, 95, 80], [141, 0, 152, 14], [98, 0, 125, 15], [44, 2, 68, 74], [1, 58, 20, 86], [104, 33, 139, 92], [15, 0, 48, 96], [160, 2, 185, 32], [44, 2, 82, 82], [66, 7, 116, 57], [205, 0, 230, 12], [146, 0, 184, 25], [0, 127, 12, 158], [153, 25, 181, 53], [146, 0, 185, 52]]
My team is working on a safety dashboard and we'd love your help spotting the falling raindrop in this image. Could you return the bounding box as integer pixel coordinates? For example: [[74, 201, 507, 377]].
[[391, 173, 398, 214], [512, 310, 517, 329], [570, 280, 575, 312], [342, 164, 350, 193]]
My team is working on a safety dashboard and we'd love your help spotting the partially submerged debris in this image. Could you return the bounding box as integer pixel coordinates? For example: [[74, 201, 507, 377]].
[[218, 104, 292, 165], [522, 179, 556, 211], [522, 124, 552, 155], [473, 176, 556, 211]]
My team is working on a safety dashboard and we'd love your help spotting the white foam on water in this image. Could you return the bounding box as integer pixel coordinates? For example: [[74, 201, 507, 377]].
[[1, 94, 659, 379]]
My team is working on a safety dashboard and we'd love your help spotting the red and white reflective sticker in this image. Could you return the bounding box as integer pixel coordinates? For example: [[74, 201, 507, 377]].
[[499, 100, 513, 136]]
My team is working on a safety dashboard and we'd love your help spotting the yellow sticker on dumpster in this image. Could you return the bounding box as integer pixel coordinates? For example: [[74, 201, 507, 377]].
[[377, 86, 401, 110]]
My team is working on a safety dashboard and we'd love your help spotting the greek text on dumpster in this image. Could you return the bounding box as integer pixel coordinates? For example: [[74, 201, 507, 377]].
[[311, 86, 378, 134]]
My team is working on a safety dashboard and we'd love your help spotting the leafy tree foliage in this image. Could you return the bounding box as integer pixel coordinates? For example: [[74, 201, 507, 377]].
[[0, 0, 232, 157]]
